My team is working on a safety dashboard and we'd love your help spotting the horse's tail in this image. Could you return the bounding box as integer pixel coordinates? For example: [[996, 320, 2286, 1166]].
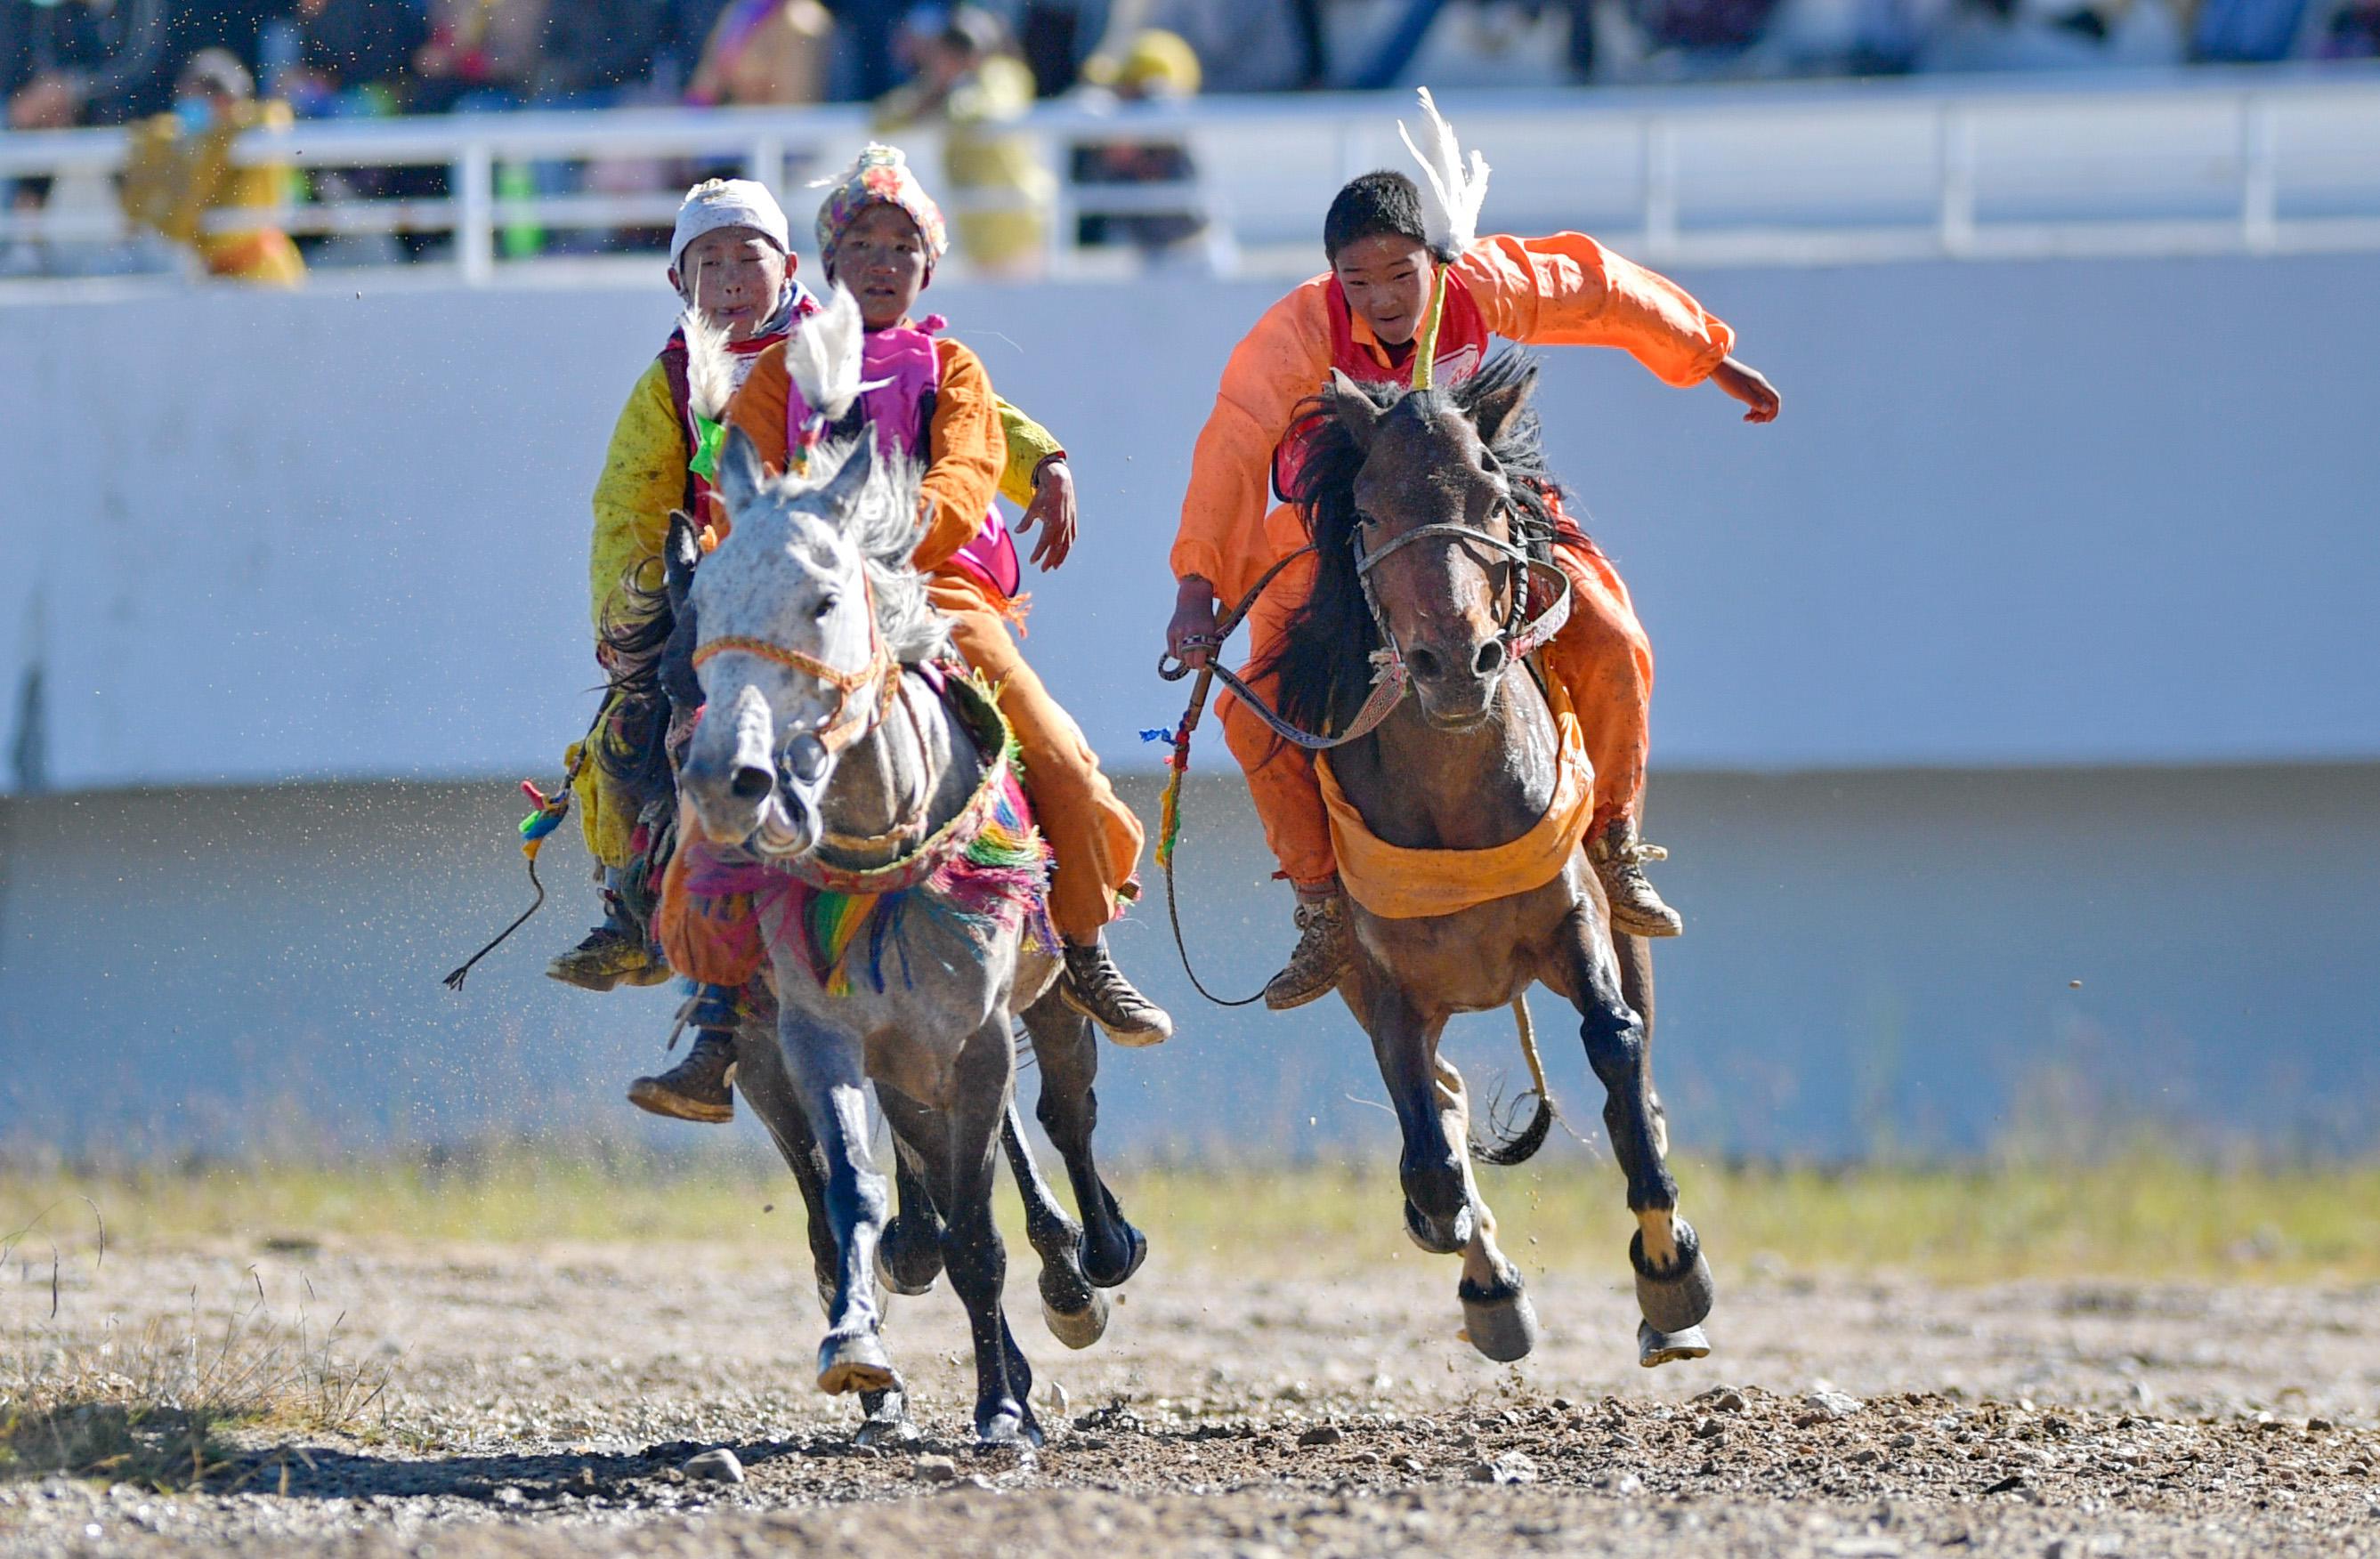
[[1470, 996, 1556, 1167]]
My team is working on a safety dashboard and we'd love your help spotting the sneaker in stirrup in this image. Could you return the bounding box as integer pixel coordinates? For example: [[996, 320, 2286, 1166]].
[[1263, 890, 1350, 1012], [1590, 817, 1683, 938], [627, 986, 739, 1124], [1060, 939, 1173, 1046], [547, 892, 670, 992]]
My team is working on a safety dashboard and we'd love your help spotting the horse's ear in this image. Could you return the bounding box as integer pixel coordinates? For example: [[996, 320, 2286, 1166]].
[[1469, 360, 1538, 448], [814, 435, 875, 523], [664, 511, 701, 608], [715, 424, 766, 520], [1326, 368, 1385, 450]]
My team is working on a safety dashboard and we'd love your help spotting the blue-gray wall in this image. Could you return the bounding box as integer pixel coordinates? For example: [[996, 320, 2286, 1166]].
[[3, 253, 2376, 1159]]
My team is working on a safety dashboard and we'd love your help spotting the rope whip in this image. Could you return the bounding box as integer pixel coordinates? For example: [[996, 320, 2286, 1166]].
[[441, 706, 601, 990]]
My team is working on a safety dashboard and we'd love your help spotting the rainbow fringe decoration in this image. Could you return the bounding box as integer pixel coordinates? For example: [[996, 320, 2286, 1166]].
[[676, 717, 1056, 999]]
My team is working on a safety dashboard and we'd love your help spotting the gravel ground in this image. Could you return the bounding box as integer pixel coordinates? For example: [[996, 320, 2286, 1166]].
[[5, 1237, 2378, 1557]]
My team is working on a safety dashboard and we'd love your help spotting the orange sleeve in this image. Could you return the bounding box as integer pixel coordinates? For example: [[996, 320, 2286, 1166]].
[[723, 343, 793, 474], [915, 339, 1006, 575], [1172, 281, 1333, 605], [1452, 233, 1735, 388]]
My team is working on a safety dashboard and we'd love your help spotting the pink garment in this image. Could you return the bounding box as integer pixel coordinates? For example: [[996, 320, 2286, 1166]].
[[786, 313, 1020, 598]]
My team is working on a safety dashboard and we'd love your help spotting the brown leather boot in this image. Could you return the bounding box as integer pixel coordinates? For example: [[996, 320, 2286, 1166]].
[[627, 1028, 737, 1124], [1264, 890, 1350, 1012], [1060, 939, 1172, 1046], [1591, 817, 1682, 938]]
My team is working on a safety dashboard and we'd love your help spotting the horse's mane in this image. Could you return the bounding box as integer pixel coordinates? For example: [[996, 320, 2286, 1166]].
[[1260, 349, 1562, 740], [594, 434, 947, 801], [789, 435, 949, 668]]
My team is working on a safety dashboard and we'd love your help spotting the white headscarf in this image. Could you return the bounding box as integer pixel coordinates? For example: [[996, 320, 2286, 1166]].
[[669, 178, 791, 271]]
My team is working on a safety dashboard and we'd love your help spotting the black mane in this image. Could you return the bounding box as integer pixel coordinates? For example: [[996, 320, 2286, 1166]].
[[591, 553, 700, 814], [1259, 349, 1564, 741]]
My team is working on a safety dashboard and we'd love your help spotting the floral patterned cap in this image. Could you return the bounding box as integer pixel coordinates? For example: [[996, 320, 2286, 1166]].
[[814, 143, 949, 271]]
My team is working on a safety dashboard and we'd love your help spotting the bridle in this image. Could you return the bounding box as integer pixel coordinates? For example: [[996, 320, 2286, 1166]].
[[691, 575, 900, 756], [689, 575, 933, 855], [1162, 506, 1574, 755], [1352, 513, 1574, 688]]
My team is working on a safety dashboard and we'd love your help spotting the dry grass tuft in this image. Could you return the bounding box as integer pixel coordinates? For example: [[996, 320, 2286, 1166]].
[[1, 1202, 389, 1490]]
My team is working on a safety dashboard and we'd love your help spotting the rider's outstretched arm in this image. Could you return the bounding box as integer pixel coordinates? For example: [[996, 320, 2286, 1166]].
[[1453, 232, 1735, 388]]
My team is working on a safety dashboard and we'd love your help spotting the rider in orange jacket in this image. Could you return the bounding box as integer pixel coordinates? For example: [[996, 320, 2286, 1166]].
[[1166, 94, 1780, 1012]]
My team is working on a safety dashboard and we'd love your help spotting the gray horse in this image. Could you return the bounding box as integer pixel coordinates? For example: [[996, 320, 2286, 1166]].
[[673, 417, 1121, 1446]]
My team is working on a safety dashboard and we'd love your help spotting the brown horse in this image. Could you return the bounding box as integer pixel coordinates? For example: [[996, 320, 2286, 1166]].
[[1266, 351, 1712, 1367]]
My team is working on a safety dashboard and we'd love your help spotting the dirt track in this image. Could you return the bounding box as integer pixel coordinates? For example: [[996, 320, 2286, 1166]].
[[6, 1236, 2379, 1558]]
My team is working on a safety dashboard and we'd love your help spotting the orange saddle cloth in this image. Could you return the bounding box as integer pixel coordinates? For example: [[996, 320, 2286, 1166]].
[[1316, 673, 1598, 921]]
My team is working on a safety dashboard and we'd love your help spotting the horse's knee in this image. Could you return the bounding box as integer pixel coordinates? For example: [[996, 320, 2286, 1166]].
[[1034, 1076, 1095, 1152], [1580, 1009, 1647, 1090], [833, 1166, 890, 1230]]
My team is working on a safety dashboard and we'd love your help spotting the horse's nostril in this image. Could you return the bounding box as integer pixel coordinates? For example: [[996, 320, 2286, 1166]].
[[1474, 638, 1506, 676], [1408, 645, 1444, 682], [729, 764, 773, 801]]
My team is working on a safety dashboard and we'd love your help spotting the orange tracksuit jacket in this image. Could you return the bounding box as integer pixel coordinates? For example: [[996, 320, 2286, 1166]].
[[1171, 233, 1736, 891]]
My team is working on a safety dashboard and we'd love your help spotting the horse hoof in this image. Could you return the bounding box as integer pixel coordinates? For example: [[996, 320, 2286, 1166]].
[[1040, 1288, 1110, 1351], [1404, 1196, 1472, 1256], [976, 1405, 1045, 1450], [816, 1331, 897, 1397], [854, 1389, 919, 1446], [878, 1221, 945, 1296], [1630, 1217, 1716, 1335], [1638, 1319, 1712, 1368], [1081, 1215, 1147, 1289], [1458, 1280, 1540, 1362]]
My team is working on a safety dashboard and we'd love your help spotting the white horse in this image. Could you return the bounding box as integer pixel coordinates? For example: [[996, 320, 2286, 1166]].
[[673, 336, 1123, 1444]]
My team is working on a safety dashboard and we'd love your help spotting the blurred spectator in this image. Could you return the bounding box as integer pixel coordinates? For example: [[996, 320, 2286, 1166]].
[[118, 47, 304, 283], [685, 0, 834, 104], [2320, 0, 2380, 53], [3, 0, 171, 128], [876, 6, 1052, 274], [279, 0, 430, 116], [1140, 0, 1316, 90], [1919, 0, 2182, 69], [1070, 28, 1225, 265], [2188, 0, 2311, 59], [412, 0, 548, 112], [1629, 0, 1788, 63], [537, 0, 672, 101]]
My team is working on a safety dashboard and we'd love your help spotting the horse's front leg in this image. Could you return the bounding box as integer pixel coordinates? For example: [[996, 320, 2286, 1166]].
[[1019, 989, 1147, 1290], [1344, 968, 1470, 1255], [1432, 1055, 1540, 1363], [727, 1016, 840, 1318], [996, 1096, 1108, 1351], [931, 1018, 1042, 1448], [1558, 908, 1713, 1367], [878, 1141, 947, 1297], [773, 1002, 897, 1397]]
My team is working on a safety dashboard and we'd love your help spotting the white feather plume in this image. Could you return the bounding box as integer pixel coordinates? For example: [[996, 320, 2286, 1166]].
[[676, 304, 737, 423], [783, 280, 868, 423], [1397, 86, 1489, 261]]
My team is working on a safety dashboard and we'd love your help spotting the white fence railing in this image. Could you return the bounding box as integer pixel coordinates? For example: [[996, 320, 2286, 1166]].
[[4, 69, 2379, 286]]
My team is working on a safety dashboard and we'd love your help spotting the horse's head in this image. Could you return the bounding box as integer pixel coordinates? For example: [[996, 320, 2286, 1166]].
[[1321, 358, 1541, 730], [678, 424, 937, 857]]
